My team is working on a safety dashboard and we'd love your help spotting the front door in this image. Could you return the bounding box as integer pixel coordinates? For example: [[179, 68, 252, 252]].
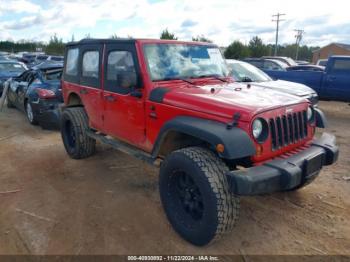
[[102, 43, 146, 147], [324, 58, 350, 100]]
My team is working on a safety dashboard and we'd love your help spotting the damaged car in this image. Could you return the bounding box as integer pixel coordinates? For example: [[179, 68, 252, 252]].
[[6, 64, 63, 129], [226, 59, 319, 105], [0, 60, 27, 96]]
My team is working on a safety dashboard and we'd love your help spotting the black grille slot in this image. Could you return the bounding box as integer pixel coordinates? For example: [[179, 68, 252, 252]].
[[302, 110, 308, 137], [276, 117, 283, 147], [293, 113, 299, 141], [269, 119, 277, 150], [269, 110, 308, 150], [288, 114, 294, 143], [282, 115, 289, 145], [298, 112, 304, 139]]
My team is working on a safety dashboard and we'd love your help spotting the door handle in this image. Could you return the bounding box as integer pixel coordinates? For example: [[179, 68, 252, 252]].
[[80, 89, 88, 95], [104, 95, 116, 102]]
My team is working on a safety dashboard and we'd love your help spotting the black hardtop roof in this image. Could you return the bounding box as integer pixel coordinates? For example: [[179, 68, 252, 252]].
[[66, 38, 136, 47], [66, 38, 217, 47]]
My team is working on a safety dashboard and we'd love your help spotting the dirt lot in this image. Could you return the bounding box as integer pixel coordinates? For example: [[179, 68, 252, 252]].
[[0, 101, 349, 255]]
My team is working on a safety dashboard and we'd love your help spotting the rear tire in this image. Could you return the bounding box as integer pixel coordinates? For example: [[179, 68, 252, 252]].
[[25, 101, 38, 125], [159, 147, 240, 246], [61, 107, 96, 159]]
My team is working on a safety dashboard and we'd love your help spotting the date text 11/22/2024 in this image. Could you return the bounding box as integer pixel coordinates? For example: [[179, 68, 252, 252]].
[[127, 255, 219, 261]]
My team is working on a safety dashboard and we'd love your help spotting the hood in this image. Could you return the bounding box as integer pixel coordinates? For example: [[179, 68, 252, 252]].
[[160, 82, 308, 121], [250, 79, 316, 97]]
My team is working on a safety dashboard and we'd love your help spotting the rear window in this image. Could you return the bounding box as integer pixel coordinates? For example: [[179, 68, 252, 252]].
[[82, 51, 99, 78], [65, 48, 79, 76], [333, 59, 350, 71]]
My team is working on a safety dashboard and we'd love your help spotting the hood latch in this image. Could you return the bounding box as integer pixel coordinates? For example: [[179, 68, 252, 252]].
[[226, 112, 241, 130]]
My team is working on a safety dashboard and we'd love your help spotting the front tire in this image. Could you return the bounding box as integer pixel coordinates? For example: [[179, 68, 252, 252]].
[[61, 107, 96, 159], [159, 147, 240, 246]]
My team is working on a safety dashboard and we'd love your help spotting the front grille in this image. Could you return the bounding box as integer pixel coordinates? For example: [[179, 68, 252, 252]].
[[269, 110, 308, 150]]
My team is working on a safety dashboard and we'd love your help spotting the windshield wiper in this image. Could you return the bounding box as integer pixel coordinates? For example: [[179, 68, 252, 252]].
[[154, 77, 196, 86], [195, 74, 228, 82]]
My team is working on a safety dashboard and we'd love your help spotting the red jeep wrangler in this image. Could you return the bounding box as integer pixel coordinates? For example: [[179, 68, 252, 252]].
[[60, 39, 339, 246]]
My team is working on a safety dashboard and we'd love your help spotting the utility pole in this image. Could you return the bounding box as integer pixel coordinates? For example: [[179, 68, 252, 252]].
[[272, 13, 286, 56], [294, 29, 304, 60]]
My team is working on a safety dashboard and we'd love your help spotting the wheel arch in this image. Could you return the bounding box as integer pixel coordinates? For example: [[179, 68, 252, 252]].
[[66, 92, 84, 107], [152, 116, 256, 160]]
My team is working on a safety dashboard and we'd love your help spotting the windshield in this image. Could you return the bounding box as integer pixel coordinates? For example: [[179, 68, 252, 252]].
[[144, 44, 229, 81], [0, 62, 27, 72], [228, 62, 272, 82]]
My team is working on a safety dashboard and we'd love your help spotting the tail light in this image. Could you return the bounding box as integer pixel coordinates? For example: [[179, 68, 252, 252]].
[[36, 88, 56, 99]]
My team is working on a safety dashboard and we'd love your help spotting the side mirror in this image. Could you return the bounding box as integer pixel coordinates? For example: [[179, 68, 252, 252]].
[[130, 89, 143, 98]]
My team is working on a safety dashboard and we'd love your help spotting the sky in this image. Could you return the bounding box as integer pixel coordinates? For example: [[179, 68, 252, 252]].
[[0, 0, 349, 47]]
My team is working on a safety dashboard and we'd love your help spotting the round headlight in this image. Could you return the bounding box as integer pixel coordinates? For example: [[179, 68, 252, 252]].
[[307, 106, 314, 122], [252, 118, 269, 143], [252, 119, 263, 139]]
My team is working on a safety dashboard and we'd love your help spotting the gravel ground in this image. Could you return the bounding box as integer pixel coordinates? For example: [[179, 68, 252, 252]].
[[0, 100, 349, 255]]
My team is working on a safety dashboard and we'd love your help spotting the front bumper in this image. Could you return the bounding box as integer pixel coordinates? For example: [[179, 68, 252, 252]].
[[226, 133, 339, 195]]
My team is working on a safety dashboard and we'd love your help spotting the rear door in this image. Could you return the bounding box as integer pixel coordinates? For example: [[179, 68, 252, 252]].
[[323, 58, 350, 101], [79, 44, 104, 129], [102, 42, 146, 146]]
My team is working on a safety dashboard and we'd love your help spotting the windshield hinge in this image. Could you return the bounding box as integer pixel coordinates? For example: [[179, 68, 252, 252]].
[[227, 112, 241, 130]]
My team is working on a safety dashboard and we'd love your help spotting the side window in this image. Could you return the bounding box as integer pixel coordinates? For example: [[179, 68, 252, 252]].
[[264, 61, 280, 70], [332, 59, 350, 72], [106, 51, 137, 92], [249, 61, 262, 68], [82, 51, 99, 78], [65, 48, 79, 76]]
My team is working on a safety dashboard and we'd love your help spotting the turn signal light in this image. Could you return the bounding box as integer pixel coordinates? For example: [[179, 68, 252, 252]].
[[256, 144, 263, 156], [36, 88, 56, 99], [216, 144, 225, 153]]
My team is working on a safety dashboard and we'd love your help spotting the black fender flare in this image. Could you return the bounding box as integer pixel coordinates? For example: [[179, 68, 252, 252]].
[[151, 116, 256, 159], [315, 108, 328, 128]]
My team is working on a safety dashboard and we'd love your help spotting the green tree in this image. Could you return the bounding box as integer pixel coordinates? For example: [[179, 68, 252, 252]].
[[224, 41, 250, 59], [45, 34, 65, 55], [110, 34, 120, 39], [160, 29, 177, 40], [192, 35, 213, 43], [248, 36, 268, 57]]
